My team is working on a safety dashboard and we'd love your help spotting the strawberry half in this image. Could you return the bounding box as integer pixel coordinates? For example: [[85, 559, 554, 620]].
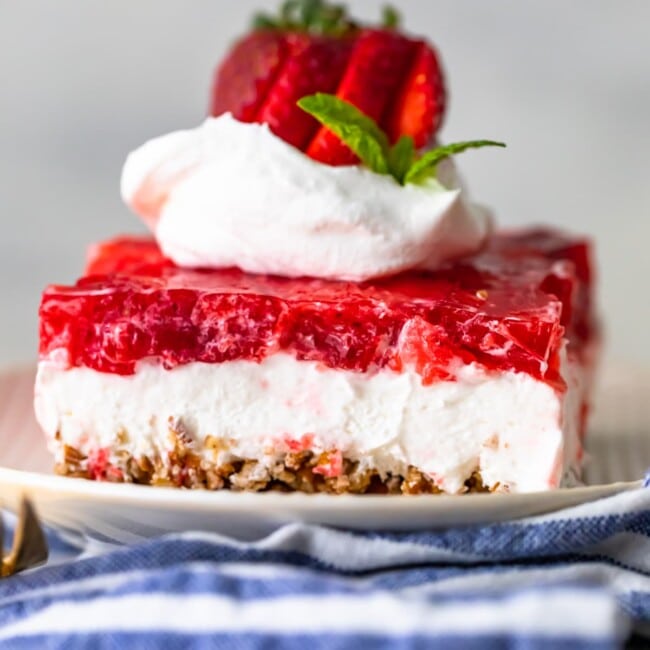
[[209, 1, 447, 165], [387, 41, 447, 149]]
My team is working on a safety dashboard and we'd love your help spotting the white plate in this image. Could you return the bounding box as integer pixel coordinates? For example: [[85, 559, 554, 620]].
[[0, 364, 648, 542]]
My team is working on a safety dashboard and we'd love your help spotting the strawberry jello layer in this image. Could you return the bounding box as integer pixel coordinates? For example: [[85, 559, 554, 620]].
[[36, 228, 597, 494]]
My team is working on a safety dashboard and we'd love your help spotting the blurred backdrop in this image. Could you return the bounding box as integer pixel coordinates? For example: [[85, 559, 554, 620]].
[[1, 0, 649, 365]]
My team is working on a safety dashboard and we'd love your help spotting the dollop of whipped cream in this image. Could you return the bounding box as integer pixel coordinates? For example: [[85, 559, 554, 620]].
[[121, 114, 491, 281]]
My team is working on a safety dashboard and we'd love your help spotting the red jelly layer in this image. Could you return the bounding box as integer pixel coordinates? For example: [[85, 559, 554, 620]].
[[39, 229, 596, 387]]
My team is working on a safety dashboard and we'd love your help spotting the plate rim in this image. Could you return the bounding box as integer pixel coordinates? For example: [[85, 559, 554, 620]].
[[0, 464, 642, 512]]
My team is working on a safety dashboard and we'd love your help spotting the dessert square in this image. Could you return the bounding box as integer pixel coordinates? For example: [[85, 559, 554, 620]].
[[36, 229, 596, 494], [34, 0, 602, 496]]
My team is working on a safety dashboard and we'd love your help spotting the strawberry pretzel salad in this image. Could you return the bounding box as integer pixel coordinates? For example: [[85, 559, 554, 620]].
[[35, 2, 598, 495]]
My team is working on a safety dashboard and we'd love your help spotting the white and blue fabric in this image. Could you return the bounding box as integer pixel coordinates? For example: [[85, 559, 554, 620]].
[[1, 484, 649, 649]]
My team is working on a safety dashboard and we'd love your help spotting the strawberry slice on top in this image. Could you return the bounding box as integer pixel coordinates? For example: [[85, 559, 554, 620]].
[[210, 30, 288, 123], [306, 29, 417, 166], [256, 33, 354, 150], [387, 40, 447, 149], [209, 0, 447, 165]]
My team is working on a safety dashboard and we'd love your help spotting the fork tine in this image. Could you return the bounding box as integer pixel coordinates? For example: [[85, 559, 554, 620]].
[[2, 498, 49, 577]]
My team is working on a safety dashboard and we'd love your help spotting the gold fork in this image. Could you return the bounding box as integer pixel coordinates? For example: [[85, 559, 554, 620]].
[[1, 498, 49, 577]]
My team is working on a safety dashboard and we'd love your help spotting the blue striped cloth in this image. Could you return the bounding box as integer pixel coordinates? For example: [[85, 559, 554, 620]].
[[1, 486, 649, 649]]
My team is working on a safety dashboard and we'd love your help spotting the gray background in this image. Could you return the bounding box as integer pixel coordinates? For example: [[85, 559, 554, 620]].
[[1, 1, 649, 366]]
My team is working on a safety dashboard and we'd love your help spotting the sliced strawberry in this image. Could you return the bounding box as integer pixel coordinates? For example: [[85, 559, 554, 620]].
[[255, 34, 354, 150], [210, 31, 288, 122], [386, 41, 446, 149], [209, 4, 448, 162], [306, 29, 418, 166]]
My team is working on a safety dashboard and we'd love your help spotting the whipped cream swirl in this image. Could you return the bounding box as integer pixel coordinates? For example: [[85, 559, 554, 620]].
[[121, 115, 491, 281]]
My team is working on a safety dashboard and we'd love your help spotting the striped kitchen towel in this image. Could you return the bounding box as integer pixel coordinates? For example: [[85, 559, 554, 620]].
[[0, 486, 649, 650]]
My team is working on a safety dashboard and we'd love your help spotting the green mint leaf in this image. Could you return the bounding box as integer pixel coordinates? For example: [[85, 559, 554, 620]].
[[298, 94, 506, 187], [388, 135, 415, 184], [404, 140, 506, 185], [298, 93, 390, 175]]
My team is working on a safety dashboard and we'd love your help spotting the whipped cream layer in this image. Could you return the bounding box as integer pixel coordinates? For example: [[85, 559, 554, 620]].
[[121, 115, 491, 281], [35, 353, 584, 494]]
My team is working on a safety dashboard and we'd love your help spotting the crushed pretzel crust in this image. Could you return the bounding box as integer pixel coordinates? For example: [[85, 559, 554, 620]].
[[55, 442, 492, 495]]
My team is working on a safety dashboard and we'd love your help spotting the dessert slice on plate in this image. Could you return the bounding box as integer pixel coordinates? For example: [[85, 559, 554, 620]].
[[36, 227, 596, 495], [35, 0, 599, 495]]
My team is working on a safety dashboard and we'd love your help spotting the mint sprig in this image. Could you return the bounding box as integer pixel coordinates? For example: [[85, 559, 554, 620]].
[[297, 93, 390, 174], [404, 140, 506, 184], [388, 135, 415, 183], [297, 93, 505, 186]]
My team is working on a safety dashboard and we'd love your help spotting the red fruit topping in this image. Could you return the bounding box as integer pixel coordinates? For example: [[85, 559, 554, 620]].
[[86, 237, 174, 276], [306, 29, 417, 165], [387, 41, 446, 149], [393, 318, 471, 384], [209, 2, 447, 162], [210, 31, 288, 122], [255, 34, 354, 149], [39, 230, 596, 390]]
